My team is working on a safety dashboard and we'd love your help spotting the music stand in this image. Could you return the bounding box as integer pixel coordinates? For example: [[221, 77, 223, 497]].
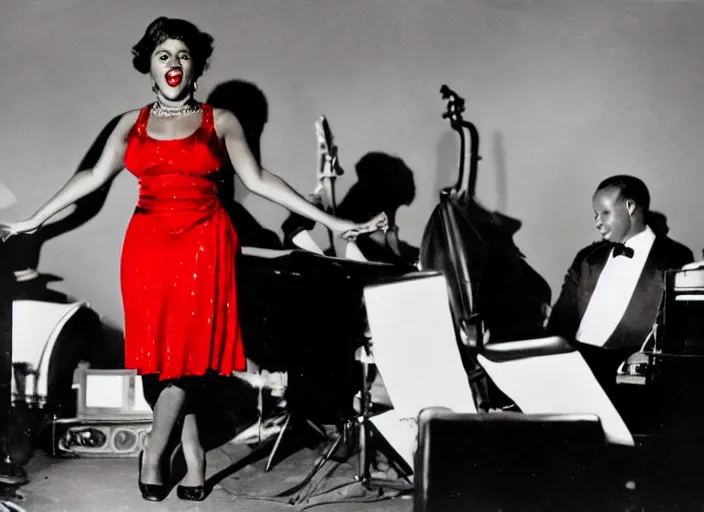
[[353, 342, 413, 488], [269, 338, 412, 510], [263, 337, 354, 478], [263, 408, 328, 473]]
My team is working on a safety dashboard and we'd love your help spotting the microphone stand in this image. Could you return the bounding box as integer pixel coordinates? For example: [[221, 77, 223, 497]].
[[314, 116, 343, 256]]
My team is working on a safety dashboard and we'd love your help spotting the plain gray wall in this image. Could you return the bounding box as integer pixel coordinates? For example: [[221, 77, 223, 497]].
[[2, 0, 704, 328]]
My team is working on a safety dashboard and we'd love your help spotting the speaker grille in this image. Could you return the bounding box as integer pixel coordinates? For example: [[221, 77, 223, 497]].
[[58, 422, 151, 458]]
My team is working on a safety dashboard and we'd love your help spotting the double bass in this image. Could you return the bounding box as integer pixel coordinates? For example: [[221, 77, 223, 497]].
[[419, 85, 552, 409]]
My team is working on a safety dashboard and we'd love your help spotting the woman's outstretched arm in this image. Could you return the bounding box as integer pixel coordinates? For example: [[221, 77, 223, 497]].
[[0, 110, 140, 240], [215, 108, 387, 237]]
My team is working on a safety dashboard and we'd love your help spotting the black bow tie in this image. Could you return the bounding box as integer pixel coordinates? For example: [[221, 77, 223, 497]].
[[612, 243, 634, 259]]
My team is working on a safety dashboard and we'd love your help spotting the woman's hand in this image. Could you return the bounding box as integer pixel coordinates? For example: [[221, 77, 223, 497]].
[[335, 212, 389, 241], [0, 219, 41, 243]]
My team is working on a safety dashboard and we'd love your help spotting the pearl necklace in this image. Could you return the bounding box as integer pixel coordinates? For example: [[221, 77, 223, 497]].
[[150, 102, 202, 118]]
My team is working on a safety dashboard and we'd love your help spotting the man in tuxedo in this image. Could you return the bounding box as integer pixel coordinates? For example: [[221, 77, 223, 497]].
[[547, 175, 693, 406]]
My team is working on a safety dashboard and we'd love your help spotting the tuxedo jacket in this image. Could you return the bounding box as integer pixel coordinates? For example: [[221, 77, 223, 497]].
[[547, 236, 694, 350]]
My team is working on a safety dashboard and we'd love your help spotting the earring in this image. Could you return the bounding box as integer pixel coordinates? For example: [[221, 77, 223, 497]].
[[151, 81, 158, 93], [193, 81, 198, 91]]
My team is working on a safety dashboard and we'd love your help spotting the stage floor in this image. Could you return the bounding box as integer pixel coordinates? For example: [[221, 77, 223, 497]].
[[4, 439, 413, 512]]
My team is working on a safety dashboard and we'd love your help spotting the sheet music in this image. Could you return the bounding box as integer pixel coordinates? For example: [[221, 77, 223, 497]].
[[364, 274, 477, 470], [0, 179, 17, 210], [291, 230, 325, 255], [345, 241, 368, 262], [369, 409, 418, 469], [364, 274, 477, 419], [477, 347, 634, 446]]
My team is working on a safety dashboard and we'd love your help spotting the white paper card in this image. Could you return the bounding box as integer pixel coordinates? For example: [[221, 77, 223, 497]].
[[363, 273, 477, 419], [291, 230, 324, 255], [86, 374, 124, 408], [369, 409, 418, 469], [345, 241, 368, 262], [478, 346, 634, 446]]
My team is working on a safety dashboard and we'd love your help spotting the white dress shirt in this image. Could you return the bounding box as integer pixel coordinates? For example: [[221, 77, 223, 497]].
[[576, 226, 656, 347]]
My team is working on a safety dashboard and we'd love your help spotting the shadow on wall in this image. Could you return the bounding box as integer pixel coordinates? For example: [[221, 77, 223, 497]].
[[434, 129, 510, 213], [434, 130, 457, 199], [334, 152, 420, 266], [492, 131, 508, 213], [207, 79, 283, 249], [279, 150, 421, 266], [647, 210, 695, 257], [4, 114, 125, 304]]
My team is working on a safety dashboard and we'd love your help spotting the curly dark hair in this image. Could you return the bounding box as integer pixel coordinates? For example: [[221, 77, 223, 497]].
[[131, 17, 214, 80]]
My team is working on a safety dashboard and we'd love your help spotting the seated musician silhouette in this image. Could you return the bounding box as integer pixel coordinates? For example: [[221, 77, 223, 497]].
[[336, 152, 418, 265], [547, 175, 693, 411]]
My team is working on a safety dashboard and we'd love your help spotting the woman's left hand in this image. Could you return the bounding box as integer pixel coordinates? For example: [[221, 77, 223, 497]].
[[337, 212, 389, 241]]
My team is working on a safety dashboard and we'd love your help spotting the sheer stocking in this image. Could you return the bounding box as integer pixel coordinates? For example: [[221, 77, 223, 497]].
[[140, 385, 186, 485]]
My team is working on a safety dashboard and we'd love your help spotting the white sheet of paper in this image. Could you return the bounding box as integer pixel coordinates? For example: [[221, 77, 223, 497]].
[[291, 230, 324, 255], [363, 274, 478, 470], [86, 375, 124, 408], [345, 241, 368, 262], [477, 347, 634, 446], [370, 409, 418, 469], [363, 273, 477, 419], [0, 179, 17, 210]]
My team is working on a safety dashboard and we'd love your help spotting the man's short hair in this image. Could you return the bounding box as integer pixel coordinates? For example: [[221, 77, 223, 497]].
[[595, 175, 650, 212]]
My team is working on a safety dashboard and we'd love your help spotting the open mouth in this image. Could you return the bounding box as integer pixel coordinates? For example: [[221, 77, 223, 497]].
[[165, 68, 183, 87]]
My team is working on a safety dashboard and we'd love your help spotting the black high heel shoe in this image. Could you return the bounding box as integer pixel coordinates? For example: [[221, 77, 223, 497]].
[[176, 458, 207, 501], [138, 450, 169, 502], [176, 485, 207, 502]]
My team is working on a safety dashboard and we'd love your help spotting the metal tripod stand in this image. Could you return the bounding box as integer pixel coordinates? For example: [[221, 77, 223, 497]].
[[351, 342, 412, 489], [264, 412, 328, 472], [274, 340, 412, 507]]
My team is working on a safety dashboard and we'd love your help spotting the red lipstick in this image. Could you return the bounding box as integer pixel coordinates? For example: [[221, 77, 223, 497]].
[[166, 69, 182, 87]]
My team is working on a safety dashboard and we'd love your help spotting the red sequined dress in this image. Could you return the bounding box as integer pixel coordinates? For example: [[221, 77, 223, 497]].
[[121, 103, 245, 381]]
